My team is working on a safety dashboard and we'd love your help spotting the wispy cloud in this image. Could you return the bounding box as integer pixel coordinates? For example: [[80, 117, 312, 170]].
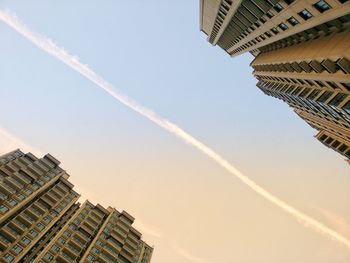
[[0, 126, 42, 156], [172, 244, 207, 263], [1, 9, 350, 250], [316, 207, 350, 238]]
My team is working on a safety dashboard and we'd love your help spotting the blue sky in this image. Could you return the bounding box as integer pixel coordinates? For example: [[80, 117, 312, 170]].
[[0, 1, 349, 262]]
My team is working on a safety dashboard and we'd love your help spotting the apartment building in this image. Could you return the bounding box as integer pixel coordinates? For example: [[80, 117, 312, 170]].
[[0, 149, 153, 263], [200, 0, 350, 162]]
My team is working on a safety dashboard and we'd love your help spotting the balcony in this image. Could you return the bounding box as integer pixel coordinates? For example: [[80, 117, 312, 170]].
[[4, 177, 23, 191], [1, 226, 18, 241], [62, 244, 79, 259], [56, 252, 75, 263]]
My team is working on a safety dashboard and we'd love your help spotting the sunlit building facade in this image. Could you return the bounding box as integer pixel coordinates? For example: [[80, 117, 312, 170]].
[[200, 0, 350, 162], [0, 149, 153, 263]]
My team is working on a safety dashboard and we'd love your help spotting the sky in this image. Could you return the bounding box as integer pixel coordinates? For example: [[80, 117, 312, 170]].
[[0, 1, 349, 263]]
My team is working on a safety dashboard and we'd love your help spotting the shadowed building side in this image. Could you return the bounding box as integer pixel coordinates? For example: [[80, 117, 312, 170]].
[[0, 150, 153, 263]]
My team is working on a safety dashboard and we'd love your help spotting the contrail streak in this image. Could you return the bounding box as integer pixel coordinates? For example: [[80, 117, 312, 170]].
[[1, 10, 349, 249]]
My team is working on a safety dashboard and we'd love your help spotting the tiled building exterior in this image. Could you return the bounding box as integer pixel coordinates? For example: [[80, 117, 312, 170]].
[[200, 0, 350, 162], [0, 150, 153, 263]]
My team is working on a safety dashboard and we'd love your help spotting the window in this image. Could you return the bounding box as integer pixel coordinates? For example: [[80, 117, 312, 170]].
[[44, 253, 53, 261], [11, 245, 23, 254], [0, 204, 9, 213], [87, 255, 95, 262], [36, 223, 45, 230], [284, 0, 296, 4], [2, 254, 14, 263], [319, 134, 327, 141], [266, 11, 274, 19], [43, 216, 51, 224], [96, 240, 103, 246], [325, 137, 334, 144], [329, 93, 347, 107], [91, 247, 100, 254], [29, 229, 38, 238], [24, 188, 33, 195], [63, 230, 71, 237], [57, 237, 65, 244], [315, 80, 325, 87], [287, 16, 299, 26], [332, 141, 341, 148], [317, 91, 333, 103], [50, 245, 60, 253], [327, 81, 339, 89], [271, 27, 279, 34], [339, 144, 348, 152], [343, 101, 350, 114], [298, 9, 313, 20], [8, 199, 17, 207], [341, 83, 350, 92], [16, 193, 25, 201], [21, 237, 31, 246], [345, 149, 350, 157], [278, 23, 288, 31], [313, 1, 331, 13], [274, 3, 284, 12]]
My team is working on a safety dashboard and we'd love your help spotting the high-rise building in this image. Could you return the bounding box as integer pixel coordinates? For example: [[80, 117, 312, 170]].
[[0, 149, 153, 263], [200, 0, 350, 162]]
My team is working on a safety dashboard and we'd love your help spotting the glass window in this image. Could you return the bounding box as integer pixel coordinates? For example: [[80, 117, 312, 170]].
[[327, 81, 338, 89], [50, 210, 58, 217], [345, 149, 350, 157], [329, 93, 347, 107], [96, 240, 103, 246], [298, 9, 313, 20], [36, 223, 45, 230], [44, 253, 53, 261], [87, 255, 95, 262], [287, 16, 299, 26], [57, 237, 65, 244], [16, 193, 25, 201], [278, 23, 288, 31], [342, 100, 350, 114], [284, 0, 295, 4], [341, 83, 350, 92], [271, 27, 279, 34], [29, 229, 38, 238], [24, 188, 33, 195], [319, 134, 327, 141], [8, 199, 17, 207], [0, 204, 9, 213], [332, 140, 341, 148], [43, 216, 51, 224], [63, 230, 71, 237], [50, 245, 60, 253], [313, 0, 331, 13], [273, 3, 284, 12], [338, 144, 348, 153], [21, 237, 31, 246], [266, 11, 274, 18], [12, 244, 23, 254], [317, 91, 333, 103], [91, 247, 100, 254], [325, 137, 334, 144], [2, 254, 14, 263]]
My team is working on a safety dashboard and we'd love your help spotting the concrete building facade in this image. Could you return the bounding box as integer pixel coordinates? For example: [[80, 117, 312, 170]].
[[200, 0, 350, 162], [0, 150, 153, 263]]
